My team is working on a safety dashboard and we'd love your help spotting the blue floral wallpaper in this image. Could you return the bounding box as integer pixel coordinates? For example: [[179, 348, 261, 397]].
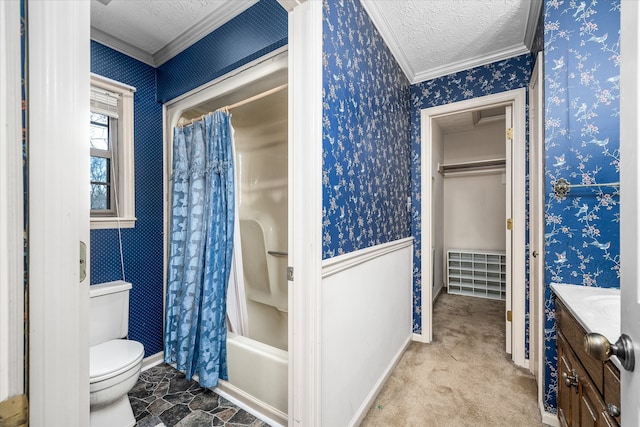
[[543, 0, 620, 413], [409, 55, 533, 334], [156, 0, 287, 103], [322, 0, 412, 259], [90, 41, 165, 357]]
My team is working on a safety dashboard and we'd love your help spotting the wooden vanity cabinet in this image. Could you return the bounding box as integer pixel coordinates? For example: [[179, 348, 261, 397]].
[[556, 299, 621, 427]]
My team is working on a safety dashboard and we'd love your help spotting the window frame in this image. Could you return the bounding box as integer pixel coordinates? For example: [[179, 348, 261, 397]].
[[90, 112, 117, 216], [90, 73, 136, 229]]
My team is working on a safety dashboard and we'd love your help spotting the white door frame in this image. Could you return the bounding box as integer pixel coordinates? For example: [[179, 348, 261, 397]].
[[28, 1, 91, 425], [162, 3, 321, 427], [528, 51, 546, 412], [0, 0, 24, 403], [163, 48, 289, 425], [619, 1, 639, 423], [419, 88, 527, 367], [288, 1, 323, 425], [504, 103, 514, 354], [162, 4, 323, 426]]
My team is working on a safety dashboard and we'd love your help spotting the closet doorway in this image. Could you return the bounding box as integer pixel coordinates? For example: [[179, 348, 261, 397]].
[[419, 89, 527, 367]]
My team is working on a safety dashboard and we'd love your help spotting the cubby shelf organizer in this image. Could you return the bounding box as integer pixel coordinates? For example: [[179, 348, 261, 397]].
[[447, 250, 506, 300]]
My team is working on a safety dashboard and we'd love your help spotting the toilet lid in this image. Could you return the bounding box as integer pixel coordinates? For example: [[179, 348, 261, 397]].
[[90, 339, 144, 382]]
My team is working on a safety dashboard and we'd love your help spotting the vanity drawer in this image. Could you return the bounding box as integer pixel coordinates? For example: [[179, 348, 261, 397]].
[[556, 300, 604, 393]]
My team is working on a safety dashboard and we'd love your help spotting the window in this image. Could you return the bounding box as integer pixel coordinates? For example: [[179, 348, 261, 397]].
[[90, 111, 116, 213], [90, 74, 136, 229]]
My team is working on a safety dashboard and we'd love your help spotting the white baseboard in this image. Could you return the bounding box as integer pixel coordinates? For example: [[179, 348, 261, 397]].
[[412, 332, 429, 343], [141, 351, 164, 371], [541, 410, 559, 427], [350, 334, 412, 426]]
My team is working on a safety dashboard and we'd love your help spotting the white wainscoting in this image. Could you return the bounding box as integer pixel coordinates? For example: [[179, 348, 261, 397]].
[[320, 237, 413, 426]]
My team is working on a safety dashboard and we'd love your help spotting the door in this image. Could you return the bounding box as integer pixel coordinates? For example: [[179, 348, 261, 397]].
[[420, 89, 527, 365], [620, 1, 640, 424], [529, 52, 545, 401], [504, 104, 513, 354], [28, 1, 91, 424]]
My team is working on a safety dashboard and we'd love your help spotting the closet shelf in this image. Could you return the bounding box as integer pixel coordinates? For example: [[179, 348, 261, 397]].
[[438, 158, 506, 176]]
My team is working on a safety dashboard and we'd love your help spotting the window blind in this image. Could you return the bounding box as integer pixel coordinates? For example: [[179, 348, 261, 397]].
[[90, 87, 120, 118]]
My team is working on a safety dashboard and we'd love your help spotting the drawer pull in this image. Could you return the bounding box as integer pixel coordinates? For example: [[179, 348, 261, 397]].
[[562, 370, 578, 387], [606, 403, 620, 418]]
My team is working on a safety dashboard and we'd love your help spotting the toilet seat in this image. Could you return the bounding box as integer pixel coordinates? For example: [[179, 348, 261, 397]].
[[90, 339, 144, 383]]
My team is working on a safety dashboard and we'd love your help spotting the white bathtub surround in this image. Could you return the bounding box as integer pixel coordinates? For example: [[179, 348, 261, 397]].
[[321, 237, 414, 426], [240, 217, 288, 350], [227, 130, 249, 337], [215, 333, 288, 427]]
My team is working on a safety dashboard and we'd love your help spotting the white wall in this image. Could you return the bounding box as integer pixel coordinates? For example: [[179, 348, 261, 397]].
[[443, 122, 505, 163], [320, 238, 413, 427], [443, 122, 506, 253]]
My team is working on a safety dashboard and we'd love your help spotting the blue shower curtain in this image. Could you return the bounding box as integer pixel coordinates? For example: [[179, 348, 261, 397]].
[[164, 111, 235, 388]]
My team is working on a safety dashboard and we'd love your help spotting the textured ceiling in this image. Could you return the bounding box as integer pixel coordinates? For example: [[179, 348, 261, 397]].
[[90, 0, 258, 66], [90, 0, 541, 81], [361, 0, 541, 83]]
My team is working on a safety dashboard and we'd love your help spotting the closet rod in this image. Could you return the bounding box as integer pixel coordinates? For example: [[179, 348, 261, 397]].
[[179, 83, 288, 127], [438, 158, 506, 174], [226, 83, 287, 111]]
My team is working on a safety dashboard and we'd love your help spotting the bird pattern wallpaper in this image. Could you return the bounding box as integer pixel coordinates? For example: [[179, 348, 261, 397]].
[[543, 0, 620, 413], [322, 0, 412, 260]]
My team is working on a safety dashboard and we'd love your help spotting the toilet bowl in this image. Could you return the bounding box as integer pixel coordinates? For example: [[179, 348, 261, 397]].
[[90, 339, 144, 427], [89, 281, 145, 427]]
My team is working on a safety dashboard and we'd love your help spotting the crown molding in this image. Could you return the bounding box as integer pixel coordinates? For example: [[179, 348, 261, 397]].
[[524, 0, 543, 50], [152, 0, 258, 66], [360, 0, 416, 83], [362, 0, 536, 85], [277, 0, 306, 12], [92, 1, 258, 67], [411, 43, 529, 84], [91, 27, 155, 66]]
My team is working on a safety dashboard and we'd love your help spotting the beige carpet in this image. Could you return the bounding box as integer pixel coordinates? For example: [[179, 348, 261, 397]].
[[360, 293, 543, 427]]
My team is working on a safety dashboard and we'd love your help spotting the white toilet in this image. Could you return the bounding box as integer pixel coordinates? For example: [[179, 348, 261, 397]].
[[89, 281, 145, 427]]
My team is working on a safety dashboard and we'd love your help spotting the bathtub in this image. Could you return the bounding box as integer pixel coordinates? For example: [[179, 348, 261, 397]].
[[214, 332, 288, 426]]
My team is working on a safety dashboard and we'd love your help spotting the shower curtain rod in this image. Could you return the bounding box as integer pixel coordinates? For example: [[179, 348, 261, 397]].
[[178, 83, 288, 127]]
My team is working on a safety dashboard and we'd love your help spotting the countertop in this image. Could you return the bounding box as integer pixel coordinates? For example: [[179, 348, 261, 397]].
[[550, 283, 621, 371]]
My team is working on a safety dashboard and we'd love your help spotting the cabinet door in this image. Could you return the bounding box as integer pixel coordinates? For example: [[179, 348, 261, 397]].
[[579, 378, 601, 427], [557, 333, 577, 426], [599, 413, 618, 427]]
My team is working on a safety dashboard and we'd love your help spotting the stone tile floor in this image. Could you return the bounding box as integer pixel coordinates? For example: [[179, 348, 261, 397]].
[[129, 364, 270, 427]]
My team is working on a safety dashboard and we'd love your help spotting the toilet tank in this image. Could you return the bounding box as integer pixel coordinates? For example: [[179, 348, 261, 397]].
[[89, 281, 132, 347]]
